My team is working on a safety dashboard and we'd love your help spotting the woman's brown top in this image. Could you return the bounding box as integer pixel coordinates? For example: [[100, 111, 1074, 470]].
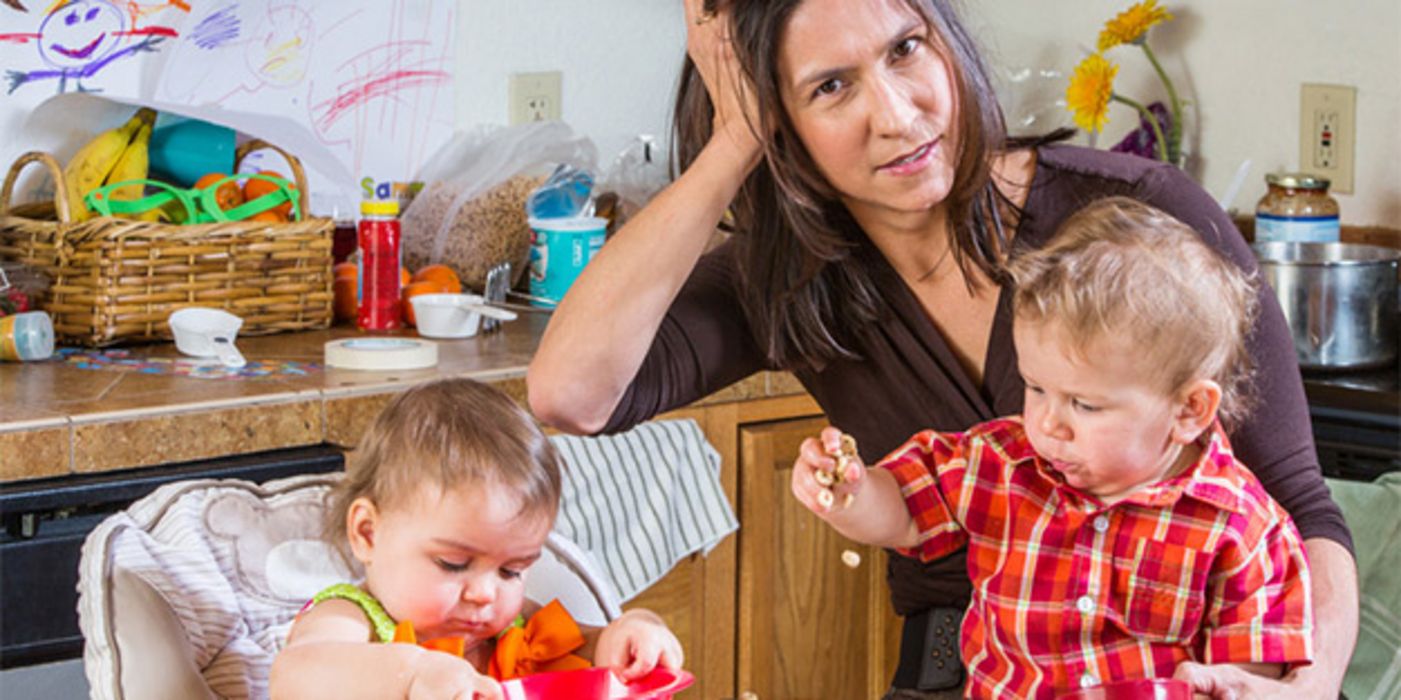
[[601, 144, 1352, 614]]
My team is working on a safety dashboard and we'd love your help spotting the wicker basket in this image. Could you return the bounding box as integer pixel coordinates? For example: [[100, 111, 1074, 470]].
[[0, 140, 332, 346]]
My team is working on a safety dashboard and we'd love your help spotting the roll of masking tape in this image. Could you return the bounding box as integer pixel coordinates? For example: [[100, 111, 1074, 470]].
[[324, 338, 438, 370]]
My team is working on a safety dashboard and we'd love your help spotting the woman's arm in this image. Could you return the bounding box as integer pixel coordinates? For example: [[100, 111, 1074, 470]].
[[528, 0, 762, 434]]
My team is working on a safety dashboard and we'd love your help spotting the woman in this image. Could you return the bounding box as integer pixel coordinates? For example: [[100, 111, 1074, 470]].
[[528, 1, 1357, 697]]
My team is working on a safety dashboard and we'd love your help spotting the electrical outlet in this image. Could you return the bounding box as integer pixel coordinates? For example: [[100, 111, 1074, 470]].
[[1299, 83, 1356, 194], [509, 71, 562, 125]]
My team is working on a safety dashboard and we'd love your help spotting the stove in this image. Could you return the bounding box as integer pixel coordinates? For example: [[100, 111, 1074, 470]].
[[1302, 364, 1400, 481]]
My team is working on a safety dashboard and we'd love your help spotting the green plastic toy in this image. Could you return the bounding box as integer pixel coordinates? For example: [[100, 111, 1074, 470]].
[[84, 172, 302, 224]]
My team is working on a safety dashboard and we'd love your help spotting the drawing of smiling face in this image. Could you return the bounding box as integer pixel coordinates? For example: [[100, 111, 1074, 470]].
[[38, 0, 125, 70]]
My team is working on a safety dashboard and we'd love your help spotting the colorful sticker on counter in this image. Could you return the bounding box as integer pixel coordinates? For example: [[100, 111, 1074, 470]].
[[55, 348, 321, 380]]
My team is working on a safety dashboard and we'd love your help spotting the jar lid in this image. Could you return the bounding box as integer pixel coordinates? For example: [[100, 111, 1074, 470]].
[[1266, 172, 1330, 190], [360, 199, 400, 216]]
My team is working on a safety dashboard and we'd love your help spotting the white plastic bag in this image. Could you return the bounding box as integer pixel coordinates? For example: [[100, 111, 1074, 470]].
[[402, 122, 597, 290], [598, 134, 667, 234]]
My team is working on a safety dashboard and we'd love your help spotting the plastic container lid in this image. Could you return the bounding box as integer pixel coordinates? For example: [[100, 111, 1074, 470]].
[[360, 200, 401, 217]]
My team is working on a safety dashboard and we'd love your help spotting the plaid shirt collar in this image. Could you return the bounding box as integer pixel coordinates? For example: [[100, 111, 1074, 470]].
[[1006, 420, 1248, 516]]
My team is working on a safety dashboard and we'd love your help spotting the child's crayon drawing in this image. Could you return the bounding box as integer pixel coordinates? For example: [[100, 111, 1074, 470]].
[[3, 0, 181, 95]]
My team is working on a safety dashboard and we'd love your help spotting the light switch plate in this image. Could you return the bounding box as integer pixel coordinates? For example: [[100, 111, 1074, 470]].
[[509, 71, 562, 125], [1299, 83, 1356, 194]]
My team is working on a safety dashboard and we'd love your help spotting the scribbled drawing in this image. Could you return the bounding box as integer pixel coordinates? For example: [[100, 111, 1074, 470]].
[[3, 0, 29, 13], [4, 0, 178, 95], [189, 4, 238, 50], [311, 43, 450, 133], [244, 3, 313, 88]]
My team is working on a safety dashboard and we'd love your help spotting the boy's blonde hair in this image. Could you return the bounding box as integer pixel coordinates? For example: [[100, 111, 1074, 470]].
[[326, 378, 562, 548], [1007, 197, 1259, 427]]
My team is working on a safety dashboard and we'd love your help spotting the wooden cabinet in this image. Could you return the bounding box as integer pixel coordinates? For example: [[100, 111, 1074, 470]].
[[625, 394, 901, 700]]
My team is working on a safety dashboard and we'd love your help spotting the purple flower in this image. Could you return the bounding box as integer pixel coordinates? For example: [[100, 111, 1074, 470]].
[[1110, 101, 1172, 161]]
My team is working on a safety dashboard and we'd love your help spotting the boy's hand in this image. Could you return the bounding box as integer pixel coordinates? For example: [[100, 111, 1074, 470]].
[[594, 609, 684, 682], [408, 650, 503, 700], [792, 427, 866, 517]]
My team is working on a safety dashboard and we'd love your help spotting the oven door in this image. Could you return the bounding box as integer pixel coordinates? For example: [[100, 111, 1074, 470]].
[[0, 445, 343, 675]]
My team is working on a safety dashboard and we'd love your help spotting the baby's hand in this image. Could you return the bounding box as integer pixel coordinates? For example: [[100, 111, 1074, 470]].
[[408, 650, 503, 700], [594, 609, 684, 682], [791, 426, 866, 516]]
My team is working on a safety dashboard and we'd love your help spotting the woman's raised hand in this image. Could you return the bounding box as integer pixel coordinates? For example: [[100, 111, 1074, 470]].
[[682, 0, 762, 156]]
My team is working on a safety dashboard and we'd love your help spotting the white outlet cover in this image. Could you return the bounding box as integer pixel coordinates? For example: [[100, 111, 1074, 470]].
[[509, 71, 562, 125]]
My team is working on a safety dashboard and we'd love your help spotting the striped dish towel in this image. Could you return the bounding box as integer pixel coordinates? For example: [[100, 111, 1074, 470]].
[[550, 418, 738, 602]]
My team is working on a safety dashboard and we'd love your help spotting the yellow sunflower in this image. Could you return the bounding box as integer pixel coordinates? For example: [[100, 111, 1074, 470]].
[[1097, 0, 1173, 52], [1065, 53, 1118, 133]]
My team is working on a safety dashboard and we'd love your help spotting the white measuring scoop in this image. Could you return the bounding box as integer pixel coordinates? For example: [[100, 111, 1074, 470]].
[[168, 307, 247, 368]]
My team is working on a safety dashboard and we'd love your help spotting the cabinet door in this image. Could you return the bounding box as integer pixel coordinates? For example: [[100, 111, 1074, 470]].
[[737, 417, 900, 700]]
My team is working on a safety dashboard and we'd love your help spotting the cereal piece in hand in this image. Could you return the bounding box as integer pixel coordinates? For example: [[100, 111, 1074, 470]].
[[816, 488, 835, 511]]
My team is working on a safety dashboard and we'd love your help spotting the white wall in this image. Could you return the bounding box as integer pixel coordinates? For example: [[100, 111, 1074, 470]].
[[455, 1, 685, 169], [965, 0, 1401, 226]]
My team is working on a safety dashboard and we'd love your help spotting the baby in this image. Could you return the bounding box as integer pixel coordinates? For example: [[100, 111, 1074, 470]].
[[271, 378, 682, 700], [792, 197, 1313, 698]]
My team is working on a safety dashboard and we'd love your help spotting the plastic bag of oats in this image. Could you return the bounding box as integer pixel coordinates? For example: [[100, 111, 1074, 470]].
[[402, 122, 597, 290]]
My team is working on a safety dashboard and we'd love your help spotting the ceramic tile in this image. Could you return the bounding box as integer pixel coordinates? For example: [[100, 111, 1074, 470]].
[[72, 399, 322, 473], [0, 414, 70, 481]]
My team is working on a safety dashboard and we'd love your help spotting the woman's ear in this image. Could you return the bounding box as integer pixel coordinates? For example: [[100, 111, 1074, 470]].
[[1171, 379, 1222, 444], [346, 497, 380, 565]]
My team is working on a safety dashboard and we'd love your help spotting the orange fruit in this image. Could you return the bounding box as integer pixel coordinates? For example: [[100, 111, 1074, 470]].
[[243, 170, 296, 219], [401, 267, 412, 287], [402, 279, 452, 326], [247, 210, 285, 223], [410, 264, 462, 293], [333, 275, 357, 320], [194, 173, 245, 211]]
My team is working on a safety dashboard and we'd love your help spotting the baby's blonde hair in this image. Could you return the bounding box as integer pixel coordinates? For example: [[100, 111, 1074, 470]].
[[326, 378, 562, 551], [1007, 197, 1259, 427]]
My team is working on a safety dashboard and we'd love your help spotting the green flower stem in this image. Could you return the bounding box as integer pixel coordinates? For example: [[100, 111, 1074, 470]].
[[1111, 93, 1169, 162], [1140, 42, 1183, 165]]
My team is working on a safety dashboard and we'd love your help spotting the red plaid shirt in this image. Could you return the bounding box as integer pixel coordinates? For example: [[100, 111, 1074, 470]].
[[883, 418, 1312, 699]]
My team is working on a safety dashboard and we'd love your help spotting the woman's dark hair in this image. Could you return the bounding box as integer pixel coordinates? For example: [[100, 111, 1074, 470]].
[[673, 0, 1066, 369]]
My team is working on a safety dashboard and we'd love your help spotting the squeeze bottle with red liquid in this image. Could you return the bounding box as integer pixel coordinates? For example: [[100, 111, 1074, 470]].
[[356, 200, 402, 331]]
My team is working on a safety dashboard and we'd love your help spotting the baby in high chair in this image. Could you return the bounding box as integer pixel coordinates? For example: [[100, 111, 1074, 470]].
[[270, 378, 683, 700]]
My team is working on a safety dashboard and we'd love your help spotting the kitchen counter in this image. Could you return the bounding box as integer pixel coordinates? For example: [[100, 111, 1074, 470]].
[[0, 316, 804, 482]]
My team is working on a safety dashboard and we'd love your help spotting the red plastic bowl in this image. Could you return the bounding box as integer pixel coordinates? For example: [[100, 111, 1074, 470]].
[[1057, 678, 1192, 700], [501, 667, 696, 700]]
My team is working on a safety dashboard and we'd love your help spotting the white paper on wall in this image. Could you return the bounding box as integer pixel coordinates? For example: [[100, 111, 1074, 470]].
[[1, 0, 456, 205]]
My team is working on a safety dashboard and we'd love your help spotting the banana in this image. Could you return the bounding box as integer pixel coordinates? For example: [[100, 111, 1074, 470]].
[[104, 123, 151, 219], [62, 108, 156, 222]]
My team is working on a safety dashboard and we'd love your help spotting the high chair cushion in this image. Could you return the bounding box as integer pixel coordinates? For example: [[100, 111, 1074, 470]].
[[1327, 473, 1401, 700], [79, 473, 350, 700]]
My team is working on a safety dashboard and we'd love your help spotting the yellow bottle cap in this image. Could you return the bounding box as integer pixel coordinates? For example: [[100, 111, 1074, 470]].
[[360, 200, 400, 216]]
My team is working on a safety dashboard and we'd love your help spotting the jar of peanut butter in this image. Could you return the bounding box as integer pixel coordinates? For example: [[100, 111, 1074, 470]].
[[1255, 172, 1340, 243]]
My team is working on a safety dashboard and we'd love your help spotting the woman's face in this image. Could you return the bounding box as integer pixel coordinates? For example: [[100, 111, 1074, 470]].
[[777, 0, 959, 224]]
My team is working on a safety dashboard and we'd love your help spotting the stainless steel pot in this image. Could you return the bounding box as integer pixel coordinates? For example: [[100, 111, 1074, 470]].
[[1253, 242, 1400, 370]]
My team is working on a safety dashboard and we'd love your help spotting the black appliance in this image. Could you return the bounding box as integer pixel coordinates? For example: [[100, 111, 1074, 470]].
[[0, 445, 344, 669], [1303, 364, 1400, 481]]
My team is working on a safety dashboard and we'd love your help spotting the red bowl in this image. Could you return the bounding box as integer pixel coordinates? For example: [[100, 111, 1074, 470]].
[[1057, 678, 1192, 700], [501, 667, 696, 700]]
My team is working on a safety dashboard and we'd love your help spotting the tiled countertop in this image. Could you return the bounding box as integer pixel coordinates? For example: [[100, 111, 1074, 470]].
[[0, 316, 803, 482]]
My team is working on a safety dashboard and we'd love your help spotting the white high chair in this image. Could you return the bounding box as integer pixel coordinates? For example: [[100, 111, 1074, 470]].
[[76, 473, 622, 700]]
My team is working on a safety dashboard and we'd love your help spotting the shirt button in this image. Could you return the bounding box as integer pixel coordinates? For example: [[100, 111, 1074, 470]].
[[1080, 673, 1098, 689], [1076, 595, 1095, 614], [1093, 515, 1109, 533]]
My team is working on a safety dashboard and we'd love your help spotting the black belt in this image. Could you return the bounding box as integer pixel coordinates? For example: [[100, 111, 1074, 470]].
[[892, 606, 965, 691]]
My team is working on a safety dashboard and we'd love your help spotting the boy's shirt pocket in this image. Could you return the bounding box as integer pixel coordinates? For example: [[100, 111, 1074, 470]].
[[1109, 538, 1213, 644]]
